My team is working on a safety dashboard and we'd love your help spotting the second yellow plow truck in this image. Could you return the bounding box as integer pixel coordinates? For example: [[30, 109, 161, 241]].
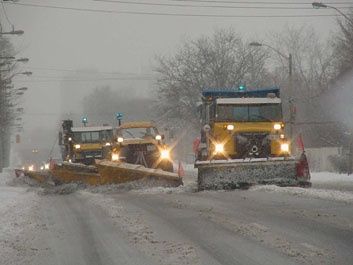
[[103, 121, 174, 172], [96, 121, 179, 185], [195, 86, 311, 190]]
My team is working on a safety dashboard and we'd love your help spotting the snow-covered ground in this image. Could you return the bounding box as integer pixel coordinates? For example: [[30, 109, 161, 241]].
[[311, 172, 353, 183], [1, 166, 353, 264], [251, 172, 353, 203], [0, 169, 42, 265]]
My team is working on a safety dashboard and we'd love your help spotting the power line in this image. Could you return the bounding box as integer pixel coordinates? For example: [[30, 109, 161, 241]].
[[172, 0, 353, 4], [96, 0, 353, 10], [6, 2, 347, 18], [27, 66, 154, 76], [13, 77, 155, 83]]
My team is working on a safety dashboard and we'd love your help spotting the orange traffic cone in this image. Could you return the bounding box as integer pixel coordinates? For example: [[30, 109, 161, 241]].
[[177, 161, 185, 178]]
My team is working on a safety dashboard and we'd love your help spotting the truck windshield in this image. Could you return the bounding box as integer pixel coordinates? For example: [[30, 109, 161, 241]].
[[216, 104, 282, 122], [73, 130, 113, 143], [119, 127, 158, 139]]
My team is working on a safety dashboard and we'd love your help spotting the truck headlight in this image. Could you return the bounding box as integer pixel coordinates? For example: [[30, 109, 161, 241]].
[[274, 123, 281, 130], [214, 143, 224, 154], [111, 153, 119, 161], [74, 144, 81, 149], [160, 149, 170, 159], [226, 124, 234, 131], [280, 143, 289, 153], [117, 137, 124, 143]]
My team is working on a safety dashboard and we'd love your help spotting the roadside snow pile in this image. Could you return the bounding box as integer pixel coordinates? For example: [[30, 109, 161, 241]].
[[251, 185, 353, 204], [0, 168, 15, 185], [0, 173, 42, 265], [310, 172, 353, 183], [87, 177, 192, 194], [39, 183, 83, 195], [134, 181, 197, 194]]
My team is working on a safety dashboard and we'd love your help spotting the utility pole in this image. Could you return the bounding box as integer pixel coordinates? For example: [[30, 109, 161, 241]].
[[288, 53, 294, 145], [249, 42, 295, 150], [348, 131, 353, 175]]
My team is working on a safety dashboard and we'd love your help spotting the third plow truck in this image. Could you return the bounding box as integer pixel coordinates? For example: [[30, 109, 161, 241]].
[[195, 86, 311, 190]]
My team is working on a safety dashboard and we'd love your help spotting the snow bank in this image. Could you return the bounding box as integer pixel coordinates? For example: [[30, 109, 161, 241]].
[[0, 168, 15, 186], [133, 181, 197, 195], [310, 172, 353, 183], [251, 185, 353, 204], [0, 174, 41, 265]]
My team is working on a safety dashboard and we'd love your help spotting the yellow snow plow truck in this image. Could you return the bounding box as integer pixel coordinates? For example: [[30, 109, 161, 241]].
[[104, 121, 174, 172], [195, 87, 310, 190], [59, 119, 113, 165]]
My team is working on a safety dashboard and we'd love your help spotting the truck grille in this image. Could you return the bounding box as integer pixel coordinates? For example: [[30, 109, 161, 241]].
[[235, 132, 271, 158], [128, 144, 156, 152], [82, 150, 102, 158]]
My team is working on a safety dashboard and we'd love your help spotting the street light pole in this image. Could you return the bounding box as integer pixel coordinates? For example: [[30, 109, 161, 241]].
[[249, 42, 295, 141], [312, 2, 353, 24]]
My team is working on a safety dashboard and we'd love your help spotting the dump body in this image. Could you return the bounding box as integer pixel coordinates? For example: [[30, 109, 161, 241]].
[[196, 87, 310, 190]]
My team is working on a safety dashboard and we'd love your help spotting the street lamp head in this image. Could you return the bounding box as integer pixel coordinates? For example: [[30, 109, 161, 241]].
[[16, 58, 29, 63], [312, 2, 328, 8], [17, 87, 28, 91], [0, 30, 24, 36], [249, 42, 263, 47], [0, 56, 15, 60], [21, 71, 32, 76], [12, 30, 24, 35], [16, 91, 24, 96]]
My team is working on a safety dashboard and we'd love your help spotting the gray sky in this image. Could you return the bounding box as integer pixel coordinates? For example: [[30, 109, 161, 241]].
[[1, 0, 349, 132]]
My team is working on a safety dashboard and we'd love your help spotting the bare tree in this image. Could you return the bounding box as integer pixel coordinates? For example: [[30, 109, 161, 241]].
[[269, 26, 339, 149], [332, 10, 353, 74], [154, 28, 271, 130], [269, 25, 335, 103]]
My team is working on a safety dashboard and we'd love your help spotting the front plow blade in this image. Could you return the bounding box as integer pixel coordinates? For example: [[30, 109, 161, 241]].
[[95, 160, 183, 187], [196, 157, 309, 190], [50, 162, 100, 185]]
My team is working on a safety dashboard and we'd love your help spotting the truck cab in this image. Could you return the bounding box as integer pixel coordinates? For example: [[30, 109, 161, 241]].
[[106, 121, 174, 172], [198, 87, 290, 161], [59, 120, 113, 165]]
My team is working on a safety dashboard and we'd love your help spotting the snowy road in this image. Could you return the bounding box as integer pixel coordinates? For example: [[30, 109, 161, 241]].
[[1, 170, 353, 265]]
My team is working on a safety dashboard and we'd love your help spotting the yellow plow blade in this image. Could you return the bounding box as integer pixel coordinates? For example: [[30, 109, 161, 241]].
[[95, 160, 183, 187]]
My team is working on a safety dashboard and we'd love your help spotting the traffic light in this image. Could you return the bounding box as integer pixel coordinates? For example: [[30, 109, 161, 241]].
[[116, 112, 123, 119], [238, 84, 246, 91], [116, 112, 123, 126], [82, 117, 88, 126]]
